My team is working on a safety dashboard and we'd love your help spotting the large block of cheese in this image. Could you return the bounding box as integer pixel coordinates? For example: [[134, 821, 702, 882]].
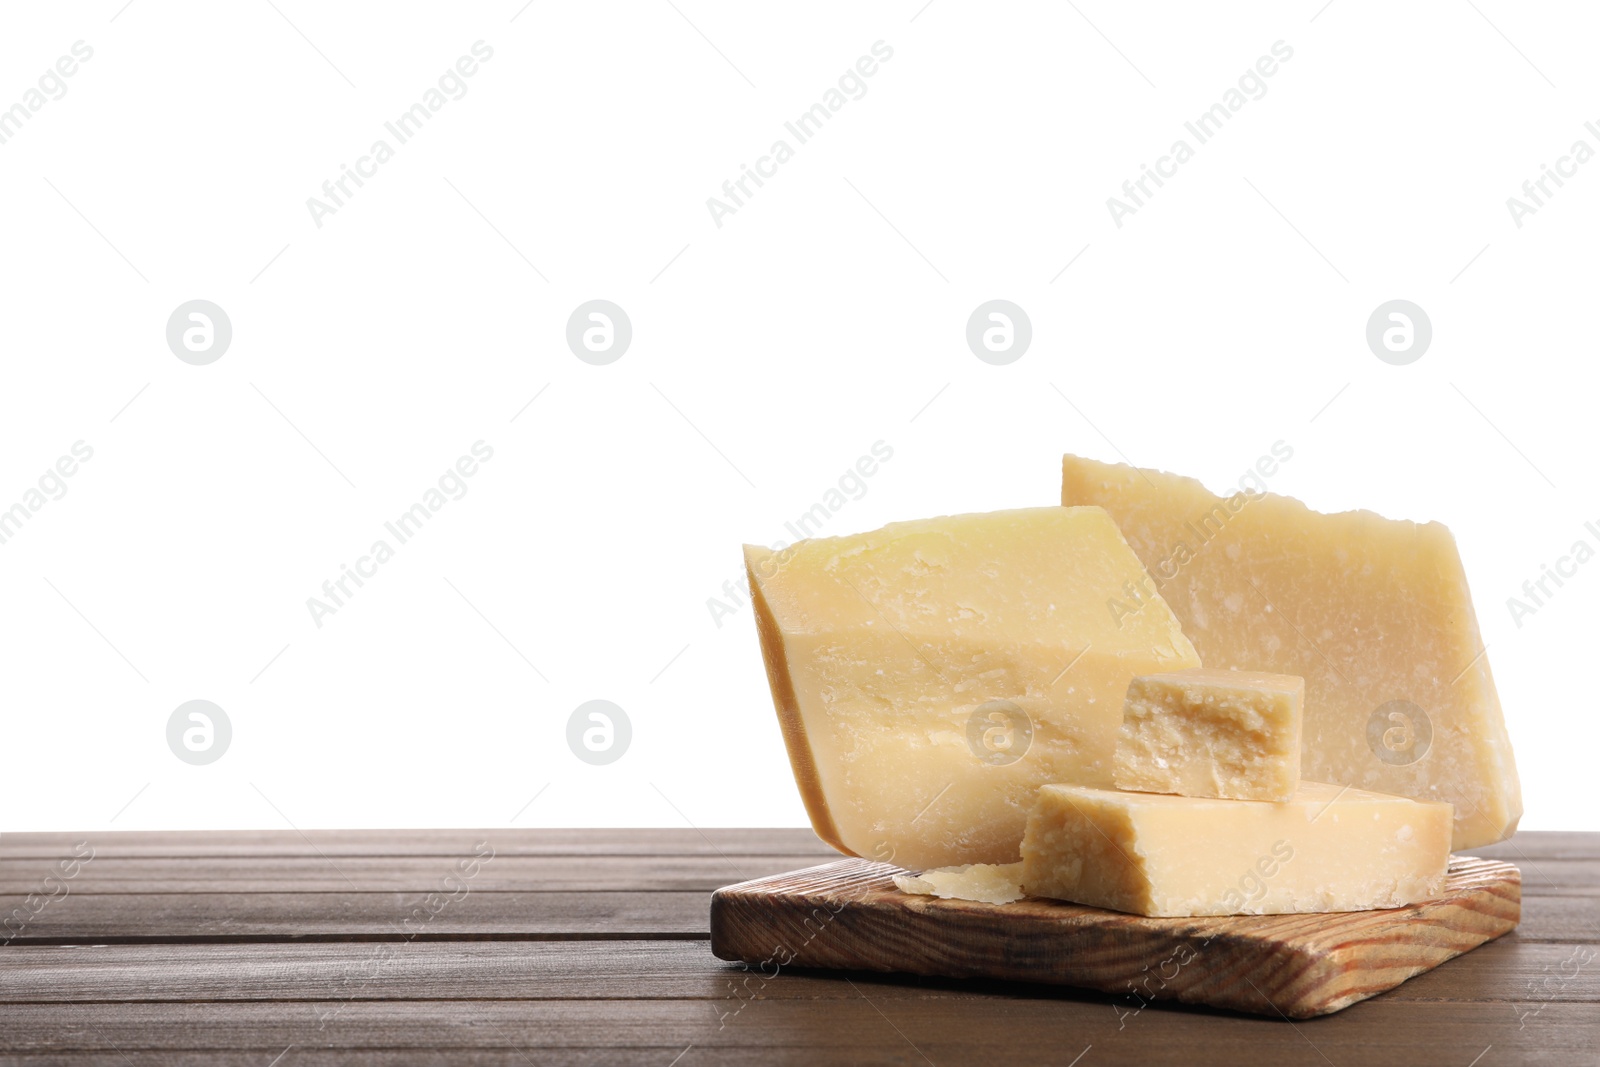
[[1020, 782, 1452, 916], [1115, 668, 1304, 802], [746, 507, 1200, 870], [1061, 454, 1520, 849]]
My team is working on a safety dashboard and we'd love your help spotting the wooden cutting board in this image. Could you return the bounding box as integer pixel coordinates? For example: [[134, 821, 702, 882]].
[[710, 854, 1520, 1019]]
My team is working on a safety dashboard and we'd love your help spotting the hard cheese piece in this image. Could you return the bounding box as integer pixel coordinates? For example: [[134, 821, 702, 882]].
[[1061, 454, 1521, 849], [1020, 781, 1452, 917], [746, 506, 1200, 870], [892, 863, 1025, 905], [1115, 668, 1304, 802]]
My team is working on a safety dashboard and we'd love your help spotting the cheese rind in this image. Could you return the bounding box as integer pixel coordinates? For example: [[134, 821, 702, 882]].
[[746, 507, 1200, 870], [1061, 454, 1521, 849], [1020, 782, 1452, 917], [1114, 668, 1304, 802]]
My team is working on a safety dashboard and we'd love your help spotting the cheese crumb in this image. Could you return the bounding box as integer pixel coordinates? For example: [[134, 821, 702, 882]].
[[892, 862, 1026, 905]]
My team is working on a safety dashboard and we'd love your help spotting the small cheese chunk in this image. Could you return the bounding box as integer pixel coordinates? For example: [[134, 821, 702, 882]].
[[1020, 781, 1452, 917], [1062, 453, 1521, 849], [746, 507, 1200, 870], [1114, 668, 1304, 802], [892, 863, 1026, 905]]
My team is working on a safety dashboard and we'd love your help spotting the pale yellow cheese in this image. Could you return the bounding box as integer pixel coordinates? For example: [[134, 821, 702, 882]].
[[746, 507, 1200, 870], [892, 862, 1026, 905], [1062, 454, 1521, 849], [1020, 782, 1452, 917], [1115, 668, 1304, 802]]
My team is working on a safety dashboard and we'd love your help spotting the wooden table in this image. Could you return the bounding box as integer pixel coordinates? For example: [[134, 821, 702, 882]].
[[0, 829, 1593, 1065]]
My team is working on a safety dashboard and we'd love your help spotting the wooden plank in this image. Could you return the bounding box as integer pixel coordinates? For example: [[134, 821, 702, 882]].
[[0, 936, 1595, 1005], [0, 827, 1580, 860], [1, 853, 1594, 895], [0, 830, 1589, 1064], [711, 857, 1521, 1018], [0, 1054, 920, 1067], [0, 827, 834, 859], [1, 879, 1593, 946], [0, 891, 712, 943], [0, 999, 1592, 1062], [0, 854, 832, 894], [0, 1055, 944, 1067], [1473, 832, 1600, 862]]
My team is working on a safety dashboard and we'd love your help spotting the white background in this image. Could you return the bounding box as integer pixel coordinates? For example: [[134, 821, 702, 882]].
[[1, 1, 1595, 834]]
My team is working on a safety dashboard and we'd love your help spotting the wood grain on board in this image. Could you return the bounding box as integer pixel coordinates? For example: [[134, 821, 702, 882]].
[[712, 855, 1522, 1018]]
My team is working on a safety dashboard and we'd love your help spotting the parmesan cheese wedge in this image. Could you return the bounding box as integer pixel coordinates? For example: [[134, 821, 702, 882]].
[[1021, 781, 1452, 916], [747, 506, 1200, 869], [1062, 454, 1520, 849]]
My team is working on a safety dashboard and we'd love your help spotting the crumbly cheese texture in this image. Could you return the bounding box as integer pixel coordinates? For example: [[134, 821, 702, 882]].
[[1114, 668, 1304, 802], [1061, 454, 1521, 849], [892, 862, 1026, 905], [1020, 782, 1452, 917], [746, 507, 1200, 870]]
